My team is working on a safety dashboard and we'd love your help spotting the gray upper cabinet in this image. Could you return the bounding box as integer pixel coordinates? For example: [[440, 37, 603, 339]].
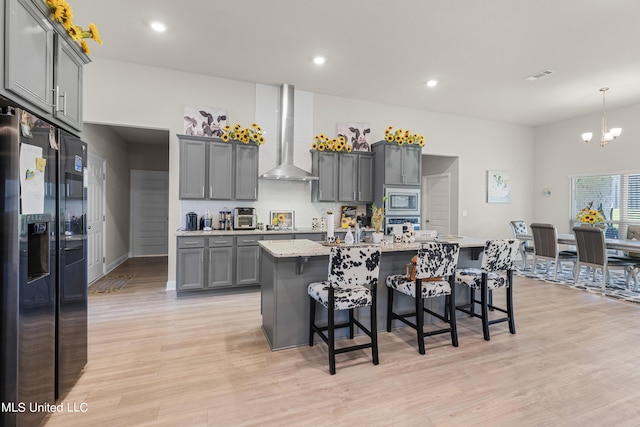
[[338, 152, 374, 203], [372, 141, 422, 186], [178, 135, 259, 201], [179, 138, 207, 199], [4, 0, 54, 113], [311, 151, 338, 202], [209, 141, 233, 200], [234, 144, 259, 200], [313, 151, 373, 203], [3, 0, 89, 134], [53, 35, 84, 130]]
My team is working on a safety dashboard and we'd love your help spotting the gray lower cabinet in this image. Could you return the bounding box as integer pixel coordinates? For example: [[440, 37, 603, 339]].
[[207, 236, 234, 288], [3, 0, 89, 134], [178, 135, 258, 200], [177, 233, 325, 293], [236, 235, 261, 286], [177, 237, 205, 291]]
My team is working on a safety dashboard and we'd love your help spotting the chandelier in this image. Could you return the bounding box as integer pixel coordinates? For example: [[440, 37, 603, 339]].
[[581, 87, 621, 147]]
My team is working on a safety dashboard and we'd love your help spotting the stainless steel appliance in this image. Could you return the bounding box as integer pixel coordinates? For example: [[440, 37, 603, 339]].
[[234, 207, 256, 230], [384, 187, 421, 216], [1, 106, 87, 427], [385, 217, 421, 234]]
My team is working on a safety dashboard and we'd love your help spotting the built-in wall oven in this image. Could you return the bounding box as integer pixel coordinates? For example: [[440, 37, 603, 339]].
[[384, 187, 421, 217]]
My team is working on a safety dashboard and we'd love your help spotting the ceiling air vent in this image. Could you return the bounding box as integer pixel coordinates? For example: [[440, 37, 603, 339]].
[[524, 70, 554, 81]]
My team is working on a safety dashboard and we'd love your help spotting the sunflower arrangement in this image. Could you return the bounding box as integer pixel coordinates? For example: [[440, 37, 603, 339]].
[[271, 213, 286, 227], [384, 126, 425, 147], [44, 0, 102, 54], [576, 202, 605, 225], [221, 123, 266, 146], [310, 134, 353, 152], [371, 201, 385, 234]]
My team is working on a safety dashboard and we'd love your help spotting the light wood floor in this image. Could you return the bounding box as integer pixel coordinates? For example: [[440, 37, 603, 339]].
[[44, 257, 640, 427]]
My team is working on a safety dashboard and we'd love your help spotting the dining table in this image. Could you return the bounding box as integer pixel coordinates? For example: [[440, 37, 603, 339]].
[[516, 233, 640, 253]]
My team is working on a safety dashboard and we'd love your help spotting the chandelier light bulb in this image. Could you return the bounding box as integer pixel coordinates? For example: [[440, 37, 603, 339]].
[[581, 132, 593, 143], [610, 127, 622, 138]]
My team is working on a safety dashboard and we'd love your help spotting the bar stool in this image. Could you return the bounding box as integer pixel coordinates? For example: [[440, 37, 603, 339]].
[[455, 239, 519, 341], [386, 242, 460, 354], [308, 246, 381, 375]]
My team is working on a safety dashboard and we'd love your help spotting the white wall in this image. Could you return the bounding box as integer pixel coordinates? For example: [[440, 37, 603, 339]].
[[83, 123, 130, 266], [83, 58, 535, 283], [534, 103, 640, 233]]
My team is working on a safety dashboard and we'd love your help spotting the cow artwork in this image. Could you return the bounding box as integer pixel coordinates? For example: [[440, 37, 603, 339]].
[[183, 106, 227, 137], [337, 122, 371, 152]]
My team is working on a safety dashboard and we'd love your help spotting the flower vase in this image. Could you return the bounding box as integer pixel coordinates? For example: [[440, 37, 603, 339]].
[[372, 232, 383, 244]]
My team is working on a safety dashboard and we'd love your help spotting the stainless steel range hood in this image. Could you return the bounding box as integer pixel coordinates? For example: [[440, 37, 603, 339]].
[[260, 84, 318, 181]]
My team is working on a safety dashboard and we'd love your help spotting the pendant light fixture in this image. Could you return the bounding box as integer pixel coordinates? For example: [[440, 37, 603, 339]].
[[581, 87, 622, 147]]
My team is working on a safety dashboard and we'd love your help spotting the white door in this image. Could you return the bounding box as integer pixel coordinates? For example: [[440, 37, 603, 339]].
[[87, 154, 106, 283], [130, 170, 169, 256], [423, 174, 451, 236]]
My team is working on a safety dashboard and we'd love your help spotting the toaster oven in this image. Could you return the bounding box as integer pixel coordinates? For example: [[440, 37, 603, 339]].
[[233, 207, 256, 230]]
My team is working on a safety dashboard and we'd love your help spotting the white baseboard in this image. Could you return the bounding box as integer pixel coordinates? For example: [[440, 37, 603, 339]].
[[106, 253, 129, 275], [166, 280, 176, 291]]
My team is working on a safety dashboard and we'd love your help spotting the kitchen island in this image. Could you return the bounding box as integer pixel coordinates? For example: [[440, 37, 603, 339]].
[[259, 237, 488, 350]]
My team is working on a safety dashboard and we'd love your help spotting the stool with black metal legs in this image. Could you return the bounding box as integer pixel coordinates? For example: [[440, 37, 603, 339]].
[[308, 245, 381, 375], [455, 239, 519, 341], [385, 242, 460, 355]]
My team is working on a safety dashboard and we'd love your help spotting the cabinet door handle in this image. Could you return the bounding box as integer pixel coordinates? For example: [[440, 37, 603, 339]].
[[202, 186, 205, 197], [50, 86, 60, 111], [358, 191, 361, 200], [61, 91, 67, 115], [210, 186, 213, 197], [254, 188, 257, 198]]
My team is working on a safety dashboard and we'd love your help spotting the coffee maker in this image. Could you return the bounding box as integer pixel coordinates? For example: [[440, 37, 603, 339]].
[[219, 209, 232, 231]]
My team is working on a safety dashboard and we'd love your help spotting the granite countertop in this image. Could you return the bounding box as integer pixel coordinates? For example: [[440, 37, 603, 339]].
[[258, 237, 489, 258], [176, 228, 324, 237]]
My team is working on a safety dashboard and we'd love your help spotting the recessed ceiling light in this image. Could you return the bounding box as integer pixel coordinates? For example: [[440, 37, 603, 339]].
[[313, 56, 326, 65], [426, 80, 438, 88], [151, 22, 167, 32]]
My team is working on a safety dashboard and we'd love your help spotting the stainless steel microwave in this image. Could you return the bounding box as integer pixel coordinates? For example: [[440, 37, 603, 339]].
[[384, 187, 421, 216]]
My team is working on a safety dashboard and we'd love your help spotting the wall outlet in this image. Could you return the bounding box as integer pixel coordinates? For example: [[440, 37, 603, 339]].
[[462, 210, 468, 217]]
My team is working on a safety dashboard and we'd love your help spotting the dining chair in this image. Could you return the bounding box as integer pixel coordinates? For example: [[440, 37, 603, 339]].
[[572, 225, 635, 290], [530, 223, 577, 280], [608, 225, 640, 291], [385, 242, 460, 355], [455, 239, 520, 341], [509, 220, 534, 270], [308, 246, 381, 374]]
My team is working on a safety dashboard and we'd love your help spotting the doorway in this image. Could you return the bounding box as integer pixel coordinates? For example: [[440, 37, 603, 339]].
[[422, 173, 451, 236], [87, 154, 106, 283], [130, 170, 169, 257]]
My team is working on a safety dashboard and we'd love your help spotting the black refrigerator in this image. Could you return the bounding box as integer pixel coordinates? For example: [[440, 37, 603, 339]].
[[0, 105, 87, 427]]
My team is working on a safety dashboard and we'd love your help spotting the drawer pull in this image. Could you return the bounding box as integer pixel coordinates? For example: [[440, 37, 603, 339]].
[[183, 242, 199, 246]]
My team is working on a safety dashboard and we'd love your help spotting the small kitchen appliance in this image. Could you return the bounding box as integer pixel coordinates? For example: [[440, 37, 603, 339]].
[[186, 212, 198, 231], [233, 207, 256, 230], [202, 209, 213, 231]]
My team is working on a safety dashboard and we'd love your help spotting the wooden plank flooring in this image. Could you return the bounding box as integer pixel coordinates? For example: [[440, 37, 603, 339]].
[[44, 256, 640, 426]]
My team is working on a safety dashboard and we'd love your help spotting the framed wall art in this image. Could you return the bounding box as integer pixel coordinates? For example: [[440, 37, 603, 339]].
[[337, 122, 371, 152], [487, 170, 511, 203], [269, 210, 294, 229], [183, 106, 227, 137]]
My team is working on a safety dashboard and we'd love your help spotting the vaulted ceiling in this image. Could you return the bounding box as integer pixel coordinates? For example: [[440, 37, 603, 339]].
[[74, 0, 640, 128]]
